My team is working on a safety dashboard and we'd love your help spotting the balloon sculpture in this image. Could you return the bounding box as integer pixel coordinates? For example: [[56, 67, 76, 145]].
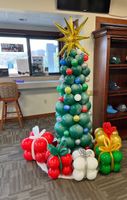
[[21, 126, 54, 163], [72, 148, 98, 181], [94, 122, 123, 175], [54, 16, 93, 151], [21, 17, 123, 181], [21, 16, 99, 181]]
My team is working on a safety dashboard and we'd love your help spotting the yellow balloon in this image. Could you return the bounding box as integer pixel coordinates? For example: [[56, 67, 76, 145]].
[[95, 133, 106, 146], [111, 135, 122, 146], [65, 87, 71, 94], [112, 131, 119, 136], [73, 115, 80, 122], [94, 128, 103, 136]]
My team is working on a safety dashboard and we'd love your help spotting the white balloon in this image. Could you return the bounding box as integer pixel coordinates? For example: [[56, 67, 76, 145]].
[[75, 139, 80, 145], [86, 149, 95, 158], [73, 169, 85, 181], [86, 170, 98, 180], [82, 62, 88, 69], [72, 148, 85, 160], [74, 94, 81, 101], [87, 157, 98, 170], [76, 49, 83, 55], [72, 150, 80, 160], [73, 157, 86, 170]]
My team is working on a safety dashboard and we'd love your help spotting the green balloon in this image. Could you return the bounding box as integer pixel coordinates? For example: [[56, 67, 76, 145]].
[[64, 130, 70, 137], [71, 58, 78, 67], [62, 114, 74, 127], [80, 93, 89, 105], [75, 54, 84, 65], [54, 122, 66, 137], [82, 67, 91, 76], [79, 113, 90, 126], [100, 152, 111, 165], [71, 84, 82, 95], [70, 49, 77, 57], [72, 66, 82, 76], [80, 133, 92, 147], [56, 102, 66, 115], [76, 74, 86, 84], [59, 83, 68, 95], [113, 163, 121, 172], [112, 151, 123, 163], [61, 136, 75, 149], [95, 146, 101, 157], [85, 121, 92, 132], [85, 102, 91, 110], [70, 103, 82, 115], [60, 65, 68, 75], [88, 142, 94, 149], [64, 75, 75, 85], [65, 56, 72, 67], [69, 124, 83, 139], [64, 94, 75, 105], [56, 85, 61, 93], [100, 164, 111, 175], [82, 83, 88, 91]]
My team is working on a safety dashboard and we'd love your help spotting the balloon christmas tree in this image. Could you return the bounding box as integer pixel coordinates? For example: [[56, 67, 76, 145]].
[[54, 17, 93, 151]]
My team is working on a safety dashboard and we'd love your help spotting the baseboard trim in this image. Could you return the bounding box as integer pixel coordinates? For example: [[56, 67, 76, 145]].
[[0, 112, 55, 122]]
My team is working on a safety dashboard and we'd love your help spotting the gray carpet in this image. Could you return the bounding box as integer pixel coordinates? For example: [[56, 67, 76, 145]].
[[0, 117, 127, 200]]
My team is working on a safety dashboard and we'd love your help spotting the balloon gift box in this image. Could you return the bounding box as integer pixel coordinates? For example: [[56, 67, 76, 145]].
[[94, 122, 123, 175], [38, 143, 98, 181], [21, 126, 55, 163]]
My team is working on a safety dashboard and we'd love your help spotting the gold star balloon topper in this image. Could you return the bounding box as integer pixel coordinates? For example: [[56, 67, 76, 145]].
[[55, 16, 89, 56]]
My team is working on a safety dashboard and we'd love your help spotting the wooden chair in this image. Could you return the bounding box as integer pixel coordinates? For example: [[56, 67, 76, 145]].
[[0, 82, 23, 130]]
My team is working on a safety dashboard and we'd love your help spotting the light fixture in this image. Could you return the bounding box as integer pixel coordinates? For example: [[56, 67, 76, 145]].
[[19, 18, 27, 22]]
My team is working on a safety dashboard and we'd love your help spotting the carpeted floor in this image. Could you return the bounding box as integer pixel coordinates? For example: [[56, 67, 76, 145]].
[[0, 116, 127, 200]]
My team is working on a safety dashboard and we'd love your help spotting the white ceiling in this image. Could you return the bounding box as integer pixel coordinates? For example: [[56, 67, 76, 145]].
[[0, 10, 82, 27]]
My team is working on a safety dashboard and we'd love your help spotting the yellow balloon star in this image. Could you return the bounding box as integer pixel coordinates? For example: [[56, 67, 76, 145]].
[[55, 16, 89, 56]]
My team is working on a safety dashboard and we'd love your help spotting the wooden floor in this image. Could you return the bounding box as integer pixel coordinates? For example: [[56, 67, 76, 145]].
[[0, 116, 127, 200]]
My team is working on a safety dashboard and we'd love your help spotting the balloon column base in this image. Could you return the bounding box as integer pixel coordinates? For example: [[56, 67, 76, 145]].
[[37, 162, 73, 179]]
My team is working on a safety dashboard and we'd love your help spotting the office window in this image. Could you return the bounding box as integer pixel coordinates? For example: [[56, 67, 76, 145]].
[[30, 39, 59, 75], [0, 29, 60, 77], [0, 37, 29, 77]]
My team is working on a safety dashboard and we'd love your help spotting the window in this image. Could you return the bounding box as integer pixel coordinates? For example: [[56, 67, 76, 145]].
[[0, 37, 29, 77], [0, 29, 60, 77], [30, 39, 59, 75]]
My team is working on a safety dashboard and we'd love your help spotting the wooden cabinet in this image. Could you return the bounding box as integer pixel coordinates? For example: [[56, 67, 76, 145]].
[[93, 26, 127, 139]]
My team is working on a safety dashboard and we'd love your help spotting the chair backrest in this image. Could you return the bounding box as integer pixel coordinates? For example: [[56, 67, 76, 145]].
[[0, 82, 19, 99]]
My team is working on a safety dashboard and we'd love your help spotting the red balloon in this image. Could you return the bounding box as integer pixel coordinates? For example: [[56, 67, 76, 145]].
[[29, 131, 34, 136], [48, 168, 60, 179], [23, 150, 33, 161], [43, 132, 54, 144], [34, 138, 47, 153], [66, 68, 73, 75], [45, 150, 51, 161], [84, 54, 89, 61], [58, 96, 64, 102], [62, 166, 73, 176], [35, 152, 46, 163], [47, 156, 60, 169], [61, 154, 72, 166], [82, 105, 88, 112], [21, 138, 33, 151]]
